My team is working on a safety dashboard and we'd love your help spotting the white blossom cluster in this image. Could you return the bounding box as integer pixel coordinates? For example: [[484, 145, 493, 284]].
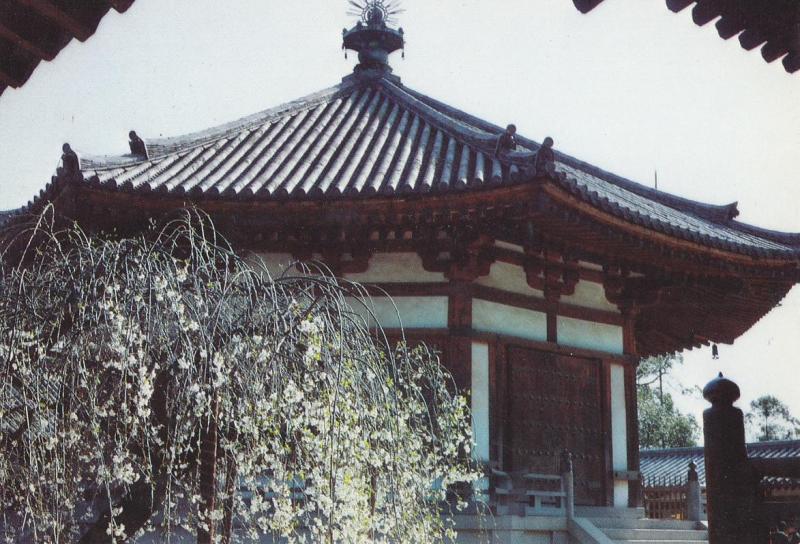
[[0, 209, 479, 543]]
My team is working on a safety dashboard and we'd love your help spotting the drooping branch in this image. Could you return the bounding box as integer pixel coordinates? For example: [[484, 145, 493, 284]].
[[1, 208, 478, 544]]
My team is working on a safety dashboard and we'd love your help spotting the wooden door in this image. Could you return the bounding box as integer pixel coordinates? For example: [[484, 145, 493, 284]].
[[505, 346, 607, 505]]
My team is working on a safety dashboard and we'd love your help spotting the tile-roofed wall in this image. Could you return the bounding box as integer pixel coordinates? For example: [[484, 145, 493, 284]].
[[641, 440, 800, 488]]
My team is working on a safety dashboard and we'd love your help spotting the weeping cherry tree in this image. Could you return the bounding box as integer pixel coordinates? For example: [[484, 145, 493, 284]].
[[0, 208, 478, 543]]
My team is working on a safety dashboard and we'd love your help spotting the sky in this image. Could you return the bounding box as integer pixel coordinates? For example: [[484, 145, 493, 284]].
[[0, 0, 798, 440]]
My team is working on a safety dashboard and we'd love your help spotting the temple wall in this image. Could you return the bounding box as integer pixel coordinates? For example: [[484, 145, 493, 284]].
[[247, 250, 634, 510]]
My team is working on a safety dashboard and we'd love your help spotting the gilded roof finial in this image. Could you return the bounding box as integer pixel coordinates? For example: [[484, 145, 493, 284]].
[[343, 1, 405, 77]]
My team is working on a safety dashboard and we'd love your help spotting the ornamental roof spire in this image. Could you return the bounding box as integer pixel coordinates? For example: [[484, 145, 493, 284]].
[[342, 1, 404, 78]]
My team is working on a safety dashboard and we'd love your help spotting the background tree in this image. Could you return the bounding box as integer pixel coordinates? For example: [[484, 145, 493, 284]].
[[745, 395, 800, 442], [637, 354, 700, 449], [0, 209, 478, 544]]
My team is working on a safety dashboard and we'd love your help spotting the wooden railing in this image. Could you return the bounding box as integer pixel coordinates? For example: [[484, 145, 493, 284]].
[[487, 450, 575, 518]]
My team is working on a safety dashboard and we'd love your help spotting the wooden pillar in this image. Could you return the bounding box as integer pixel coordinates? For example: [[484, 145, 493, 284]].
[[447, 281, 472, 392], [622, 304, 642, 507]]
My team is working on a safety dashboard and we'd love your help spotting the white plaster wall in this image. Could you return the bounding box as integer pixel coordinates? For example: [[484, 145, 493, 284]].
[[476, 261, 545, 298], [344, 252, 447, 283], [561, 280, 619, 313], [472, 300, 547, 342], [346, 296, 448, 329], [556, 317, 623, 354], [471, 342, 490, 463], [610, 363, 629, 507]]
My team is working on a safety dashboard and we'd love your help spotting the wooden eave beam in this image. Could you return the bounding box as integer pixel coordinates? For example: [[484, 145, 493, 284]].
[[634, 279, 790, 354], [38, 181, 800, 283], [15, 0, 101, 42]]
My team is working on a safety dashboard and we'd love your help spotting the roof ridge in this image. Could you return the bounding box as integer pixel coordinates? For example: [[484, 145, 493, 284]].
[[377, 78, 500, 152], [641, 446, 704, 456], [400, 83, 745, 226]]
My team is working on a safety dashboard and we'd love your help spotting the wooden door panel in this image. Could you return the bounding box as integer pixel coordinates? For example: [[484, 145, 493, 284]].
[[506, 346, 606, 505]]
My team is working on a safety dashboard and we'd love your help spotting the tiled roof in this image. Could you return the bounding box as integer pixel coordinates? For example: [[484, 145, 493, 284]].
[[16, 72, 800, 259], [573, 0, 800, 74], [641, 440, 800, 489]]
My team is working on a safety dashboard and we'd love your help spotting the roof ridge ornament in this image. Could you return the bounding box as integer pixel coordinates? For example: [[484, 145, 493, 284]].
[[128, 130, 147, 157], [342, 1, 405, 80], [60, 143, 79, 175]]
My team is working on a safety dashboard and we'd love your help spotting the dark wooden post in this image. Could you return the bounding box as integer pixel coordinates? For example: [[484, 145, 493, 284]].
[[702, 373, 757, 544]]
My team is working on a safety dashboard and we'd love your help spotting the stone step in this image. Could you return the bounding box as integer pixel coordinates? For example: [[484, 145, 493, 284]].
[[589, 517, 703, 530], [603, 528, 708, 541], [575, 506, 645, 519]]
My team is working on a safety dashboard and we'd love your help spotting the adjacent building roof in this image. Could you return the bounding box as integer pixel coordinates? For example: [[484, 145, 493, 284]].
[[573, 0, 800, 74], [0, 0, 135, 97], [641, 440, 800, 489], [12, 70, 800, 262]]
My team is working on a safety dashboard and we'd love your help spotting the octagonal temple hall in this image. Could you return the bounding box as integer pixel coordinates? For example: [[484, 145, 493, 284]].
[[6, 5, 800, 541]]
